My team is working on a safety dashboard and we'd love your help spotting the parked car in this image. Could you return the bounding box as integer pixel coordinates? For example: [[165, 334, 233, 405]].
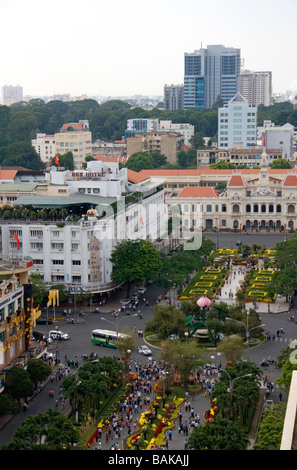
[[36, 318, 53, 325], [137, 287, 146, 295], [131, 292, 139, 301], [137, 345, 152, 356], [49, 330, 69, 341], [168, 334, 179, 341]]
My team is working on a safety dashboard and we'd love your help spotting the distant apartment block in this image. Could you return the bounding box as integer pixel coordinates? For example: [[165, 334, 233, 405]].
[[240, 70, 272, 107], [263, 123, 294, 160], [53, 93, 71, 102], [184, 45, 241, 110], [159, 120, 194, 146], [125, 119, 159, 138], [197, 147, 284, 168], [55, 121, 92, 169], [164, 84, 184, 110], [92, 140, 127, 158], [1, 85, 23, 106], [32, 133, 56, 165], [126, 132, 184, 164], [218, 93, 257, 148]]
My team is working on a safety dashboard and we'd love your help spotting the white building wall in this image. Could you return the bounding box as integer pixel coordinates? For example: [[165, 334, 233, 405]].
[[264, 124, 294, 160], [218, 95, 257, 148], [159, 120, 194, 146], [32, 133, 56, 164]]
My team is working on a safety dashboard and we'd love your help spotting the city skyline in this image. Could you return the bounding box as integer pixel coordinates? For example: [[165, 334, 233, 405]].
[[1, 0, 297, 99]]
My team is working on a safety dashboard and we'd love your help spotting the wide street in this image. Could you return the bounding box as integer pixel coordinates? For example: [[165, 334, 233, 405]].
[[1, 278, 296, 447], [0, 232, 296, 448], [204, 230, 294, 250]]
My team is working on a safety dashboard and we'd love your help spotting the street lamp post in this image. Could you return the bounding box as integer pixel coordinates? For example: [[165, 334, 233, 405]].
[[101, 313, 137, 338], [221, 369, 252, 400], [226, 312, 265, 345]]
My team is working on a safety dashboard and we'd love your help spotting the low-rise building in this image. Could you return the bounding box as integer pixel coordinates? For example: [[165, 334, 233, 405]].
[[31, 133, 56, 165], [0, 259, 36, 371], [126, 132, 184, 164], [0, 161, 166, 293], [55, 121, 92, 169], [159, 120, 194, 146], [166, 150, 297, 231]]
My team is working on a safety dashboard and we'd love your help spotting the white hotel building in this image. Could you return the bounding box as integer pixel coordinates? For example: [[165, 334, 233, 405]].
[[0, 161, 166, 293]]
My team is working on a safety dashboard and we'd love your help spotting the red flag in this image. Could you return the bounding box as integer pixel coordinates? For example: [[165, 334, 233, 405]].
[[14, 232, 20, 248], [55, 153, 59, 165], [140, 217, 144, 225], [263, 135, 265, 147]]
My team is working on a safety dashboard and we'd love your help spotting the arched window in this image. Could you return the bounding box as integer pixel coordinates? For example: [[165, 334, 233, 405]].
[[233, 220, 239, 229], [253, 204, 258, 213], [288, 204, 295, 214], [233, 204, 240, 214], [269, 204, 274, 213], [276, 204, 281, 213], [261, 204, 266, 213], [246, 204, 251, 213]]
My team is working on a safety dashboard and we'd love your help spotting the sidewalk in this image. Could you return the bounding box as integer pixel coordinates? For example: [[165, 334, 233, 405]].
[[215, 265, 289, 314]]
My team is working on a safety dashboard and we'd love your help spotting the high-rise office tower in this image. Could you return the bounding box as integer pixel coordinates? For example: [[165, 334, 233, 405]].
[[240, 70, 272, 107], [183, 45, 241, 110], [164, 84, 184, 110]]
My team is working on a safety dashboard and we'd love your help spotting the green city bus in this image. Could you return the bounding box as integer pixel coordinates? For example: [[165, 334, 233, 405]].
[[91, 329, 129, 348]]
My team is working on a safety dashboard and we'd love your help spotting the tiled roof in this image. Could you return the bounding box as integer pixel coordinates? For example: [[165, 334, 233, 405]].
[[0, 170, 18, 180], [283, 175, 297, 186], [136, 168, 297, 179], [177, 187, 219, 198], [228, 175, 245, 186], [60, 123, 86, 131], [127, 170, 151, 184]]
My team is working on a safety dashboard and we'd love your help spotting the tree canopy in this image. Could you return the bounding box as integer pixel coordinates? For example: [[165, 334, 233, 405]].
[[0, 97, 294, 171], [110, 240, 162, 295]]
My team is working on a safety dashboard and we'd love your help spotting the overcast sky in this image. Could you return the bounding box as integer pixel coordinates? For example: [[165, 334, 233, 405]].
[[1, 0, 297, 99]]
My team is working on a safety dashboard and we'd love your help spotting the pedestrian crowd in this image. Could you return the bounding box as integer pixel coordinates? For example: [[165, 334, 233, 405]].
[[92, 360, 223, 451]]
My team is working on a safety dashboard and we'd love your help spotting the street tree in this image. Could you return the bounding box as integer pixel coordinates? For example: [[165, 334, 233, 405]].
[[217, 335, 244, 365], [187, 415, 248, 450], [161, 339, 203, 390], [1, 409, 78, 450], [4, 367, 34, 405], [125, 152, 154, 171], [253, 403, 286, 450], [30, 273, 48, 307], [110, 239, 162, 297], [26, 359, 52, 388], [211, 361, 261, 423], [270, 158, 292, 169], [114, 327, 136, 360], [146, 305, 186, 341]]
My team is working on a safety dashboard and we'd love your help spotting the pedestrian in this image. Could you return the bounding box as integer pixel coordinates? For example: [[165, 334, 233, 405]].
[[184, 439, 187, 450], [279, 392, 282, 401], [168, 429, 172, 440]]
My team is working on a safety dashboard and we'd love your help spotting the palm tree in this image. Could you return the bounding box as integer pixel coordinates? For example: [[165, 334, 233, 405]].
[[49, 208, 58, 221]]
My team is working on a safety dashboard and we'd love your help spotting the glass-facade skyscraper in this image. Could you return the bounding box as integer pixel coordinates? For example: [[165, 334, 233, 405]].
[[183, 45, 241, 110]]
